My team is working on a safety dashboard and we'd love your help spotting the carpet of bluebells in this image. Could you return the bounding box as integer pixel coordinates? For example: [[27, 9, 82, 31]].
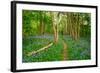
[[23, 34, 91, 62], [62, 35, 91, 60]]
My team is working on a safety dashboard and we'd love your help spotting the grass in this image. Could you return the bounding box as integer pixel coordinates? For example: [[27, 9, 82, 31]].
[[23, 35, 63, 62], [63, 35, 91, 60], [23, 34, 91, 63]]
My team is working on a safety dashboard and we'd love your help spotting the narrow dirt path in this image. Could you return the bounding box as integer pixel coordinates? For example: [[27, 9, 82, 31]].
[[62, 40, 68, 60]]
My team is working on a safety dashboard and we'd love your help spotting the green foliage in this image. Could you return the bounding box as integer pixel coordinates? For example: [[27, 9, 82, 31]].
[[80, 13, 91, 37], [63, 35, 91, 60], [23, 37, 63, 62], [22, 10, 91, 62]]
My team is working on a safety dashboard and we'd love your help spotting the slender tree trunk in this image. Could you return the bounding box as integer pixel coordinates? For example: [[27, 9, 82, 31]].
[[52, 21, 57, 43], [52, 12, 59, 43], [39, 12, 45, 35], [77, 13, 80, 39], [67, 13, 70, 35]]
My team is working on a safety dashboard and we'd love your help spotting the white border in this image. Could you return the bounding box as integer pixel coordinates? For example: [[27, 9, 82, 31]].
[[16, 3, 96, 70]]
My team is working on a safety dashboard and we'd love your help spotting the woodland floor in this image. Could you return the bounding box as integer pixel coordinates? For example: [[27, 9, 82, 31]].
[[23, 34, 91, 62], [62, 40, 68, 60]]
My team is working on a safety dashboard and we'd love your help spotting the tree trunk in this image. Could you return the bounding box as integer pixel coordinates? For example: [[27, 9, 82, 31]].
[[52, 12, 59, 43], [40, 12, 45, 35]]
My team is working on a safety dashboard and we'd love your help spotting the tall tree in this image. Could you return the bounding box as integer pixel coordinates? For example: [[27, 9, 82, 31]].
[[51, 12, 61, 43], [39, 11, 45, 35]]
